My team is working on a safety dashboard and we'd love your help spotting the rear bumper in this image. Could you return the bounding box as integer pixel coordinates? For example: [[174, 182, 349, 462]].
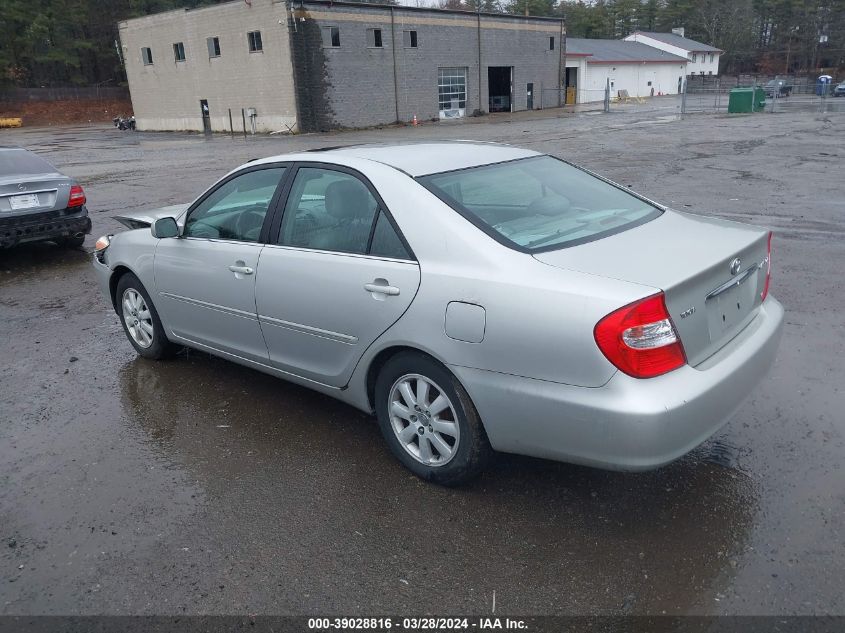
[[0, 206, 91, 248], [452, 296, 784, 471]]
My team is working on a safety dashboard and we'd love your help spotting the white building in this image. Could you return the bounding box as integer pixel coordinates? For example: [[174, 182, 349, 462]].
[[624, 31, 722, 76], [564, 38, 688, 103]]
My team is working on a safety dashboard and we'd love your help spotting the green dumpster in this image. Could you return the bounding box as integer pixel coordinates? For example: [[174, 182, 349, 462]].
[[728, 87, 754, 113], [753, 86, 766, 111]]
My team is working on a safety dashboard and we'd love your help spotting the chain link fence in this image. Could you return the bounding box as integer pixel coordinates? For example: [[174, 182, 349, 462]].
[[681, 77, 845, 115]]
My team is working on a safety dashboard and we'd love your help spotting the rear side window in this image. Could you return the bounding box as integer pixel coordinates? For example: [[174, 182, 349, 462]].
[[278, 167, 412, 259], [370, 211, 410, 259], [0, 150, 56, 176], [419, 156, 661, 252]]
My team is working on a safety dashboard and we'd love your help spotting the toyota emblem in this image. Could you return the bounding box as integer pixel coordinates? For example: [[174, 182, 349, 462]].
[[17, 183, 26, 191]]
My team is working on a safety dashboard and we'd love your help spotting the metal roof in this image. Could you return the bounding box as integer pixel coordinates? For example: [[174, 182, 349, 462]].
[[630, 31, 722, 53], [565, 39, 689, 64]]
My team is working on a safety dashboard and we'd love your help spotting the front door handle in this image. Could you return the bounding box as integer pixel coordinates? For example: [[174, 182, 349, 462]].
[[228, 264, 254, 275], [364, 282, 400, 296]]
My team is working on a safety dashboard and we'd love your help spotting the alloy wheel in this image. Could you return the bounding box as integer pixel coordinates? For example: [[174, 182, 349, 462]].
[[388, 373, 460, 466], [122, 288, 154, 349]]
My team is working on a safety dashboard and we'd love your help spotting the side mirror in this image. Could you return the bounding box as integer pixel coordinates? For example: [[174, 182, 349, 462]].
[[151, 217, 179, 239]]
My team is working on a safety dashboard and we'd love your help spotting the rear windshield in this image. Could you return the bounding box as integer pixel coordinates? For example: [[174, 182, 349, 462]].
[[418, 155, 662, 252], [0, 149, 57, 177]]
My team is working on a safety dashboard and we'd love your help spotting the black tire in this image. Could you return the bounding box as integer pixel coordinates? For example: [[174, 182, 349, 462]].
[[374, 351, 493, 486], [115, 272, 179, 360], [59, 234, 85, 248]]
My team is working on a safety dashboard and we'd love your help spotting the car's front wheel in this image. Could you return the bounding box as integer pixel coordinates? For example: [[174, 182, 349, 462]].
[[374, 352, 493, 486], [115, 272, 179, 360]]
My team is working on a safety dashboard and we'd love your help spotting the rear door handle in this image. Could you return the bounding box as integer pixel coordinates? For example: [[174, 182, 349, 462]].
[[364, 282, 400, 296], [228, 265, 254, 275]]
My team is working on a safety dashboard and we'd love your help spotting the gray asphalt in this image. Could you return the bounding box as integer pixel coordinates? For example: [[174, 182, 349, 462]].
[[1, 102, 843, 616]]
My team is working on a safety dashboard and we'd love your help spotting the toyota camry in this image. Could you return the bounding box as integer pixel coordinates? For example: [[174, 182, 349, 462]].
[[93, 142, 783, 485]]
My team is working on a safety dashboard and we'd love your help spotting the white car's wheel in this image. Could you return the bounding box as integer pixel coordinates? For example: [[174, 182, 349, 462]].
[[375, 352, 493, 486]]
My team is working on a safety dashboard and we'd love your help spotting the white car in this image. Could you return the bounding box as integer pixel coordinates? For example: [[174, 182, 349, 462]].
[[93, 143, 783, 485]]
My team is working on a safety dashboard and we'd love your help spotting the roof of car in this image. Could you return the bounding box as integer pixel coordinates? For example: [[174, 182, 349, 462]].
[[287, 141, 541, 177]]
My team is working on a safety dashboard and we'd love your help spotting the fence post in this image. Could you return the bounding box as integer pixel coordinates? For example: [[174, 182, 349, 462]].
[[604, 78, 610, 113], [681, 78, 687, 118]]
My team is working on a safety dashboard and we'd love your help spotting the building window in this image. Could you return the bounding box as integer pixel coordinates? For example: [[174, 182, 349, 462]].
[[367, 28, 383, 48], [321, 26, 340, 48], [173, 42, 185, 62], [207, 36, 221, 58], [549, 36, 554, 50], [248, 31, 263, 52], [710, 53, 714, 63], [403, 30, 418, 48], [438, 67, 467, 118], [691, 52, 697, 62], [141, 47, 153, 65]]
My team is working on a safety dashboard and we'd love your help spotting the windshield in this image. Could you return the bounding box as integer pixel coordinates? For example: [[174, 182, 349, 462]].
[[0, 149, 58, 177], [418, 155, 662, 251]]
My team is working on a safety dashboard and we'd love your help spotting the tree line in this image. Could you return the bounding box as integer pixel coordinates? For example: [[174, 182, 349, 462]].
[[443, 0, 844, 75], [1, 0, 843, 89]]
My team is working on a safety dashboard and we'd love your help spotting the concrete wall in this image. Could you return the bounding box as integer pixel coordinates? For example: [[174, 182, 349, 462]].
[[625, 33, 720, 76], [119, 0, 297, 133], [293, 3, 564, 131]]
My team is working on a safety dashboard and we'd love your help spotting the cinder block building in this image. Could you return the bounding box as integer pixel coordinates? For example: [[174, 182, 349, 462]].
[[118, 0, 565, 133]]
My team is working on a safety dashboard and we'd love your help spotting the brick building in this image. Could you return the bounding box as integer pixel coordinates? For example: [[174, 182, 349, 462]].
[[119, 0, 565, 133]]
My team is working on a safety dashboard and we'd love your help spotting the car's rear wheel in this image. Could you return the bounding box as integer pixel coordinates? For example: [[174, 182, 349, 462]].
[[374, 352, 493, 486], [115, 273, 179, 360]]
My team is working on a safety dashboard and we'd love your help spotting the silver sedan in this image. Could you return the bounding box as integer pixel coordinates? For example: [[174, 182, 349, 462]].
[[93, 143, 783, 485]]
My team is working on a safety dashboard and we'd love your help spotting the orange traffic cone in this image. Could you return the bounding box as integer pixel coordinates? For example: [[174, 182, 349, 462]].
[[412, 115, 418, 126]]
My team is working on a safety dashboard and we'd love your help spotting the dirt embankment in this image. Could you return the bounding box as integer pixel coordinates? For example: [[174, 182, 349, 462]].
[[0, 99, 133, 126]]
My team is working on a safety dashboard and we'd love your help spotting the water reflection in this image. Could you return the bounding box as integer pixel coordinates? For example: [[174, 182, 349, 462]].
[[119, 353, 757, 614]]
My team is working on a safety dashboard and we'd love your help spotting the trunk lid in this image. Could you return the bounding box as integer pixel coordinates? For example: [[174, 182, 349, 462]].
[[0, 175, 71, 214], [533, 210, 770, 366]]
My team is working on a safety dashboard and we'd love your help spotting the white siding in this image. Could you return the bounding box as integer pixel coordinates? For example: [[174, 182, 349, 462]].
[[624, 33, 720, 76], [578, 62, 687, 102]]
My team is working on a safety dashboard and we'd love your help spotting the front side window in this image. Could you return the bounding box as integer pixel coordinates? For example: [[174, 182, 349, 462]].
[[207, 36, 221, 58], [278, 168, 409, 259], [141, 47, 153, 65], [184, 167, 286, 242], [173, 42, 185, 62], [248, 30, 263, 52], [419, 156, 661, 252]]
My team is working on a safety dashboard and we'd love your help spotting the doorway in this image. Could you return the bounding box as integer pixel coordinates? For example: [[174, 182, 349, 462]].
[[200, 99, 211, 133], [527, 82, 534, 110], [564, 67, 578, 105], [487, 66, 512, 112]]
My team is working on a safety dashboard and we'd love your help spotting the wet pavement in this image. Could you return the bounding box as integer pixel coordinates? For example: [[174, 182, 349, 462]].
[[1, 106, 843, 616]]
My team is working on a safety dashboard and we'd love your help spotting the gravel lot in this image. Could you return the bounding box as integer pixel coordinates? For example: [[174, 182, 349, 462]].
[[1, 105, 843, 616]]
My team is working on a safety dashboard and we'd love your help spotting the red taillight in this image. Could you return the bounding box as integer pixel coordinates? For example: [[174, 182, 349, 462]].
[[594, 292, 687, 379], [761, 231, 772, 301], [68, 184, 86, 208]]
